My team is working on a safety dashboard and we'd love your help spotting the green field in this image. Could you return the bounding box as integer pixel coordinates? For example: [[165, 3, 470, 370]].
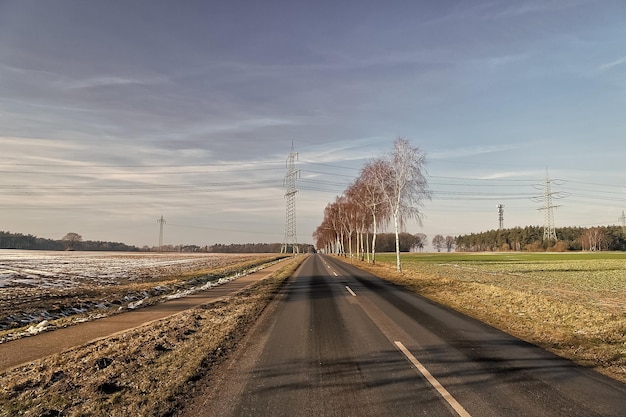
[[362, 251, 626, 382], [377, 252, 625, 304], [378, 251, 626, 263]]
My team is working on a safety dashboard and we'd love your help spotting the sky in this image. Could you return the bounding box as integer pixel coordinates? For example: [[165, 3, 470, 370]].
[[1, 0, 625, 249]]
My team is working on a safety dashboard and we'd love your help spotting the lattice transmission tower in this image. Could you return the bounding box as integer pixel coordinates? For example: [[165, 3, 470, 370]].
[[532, 168, 566, 242], [497, 204, 505, 230], [619, 210, 626, 237], [157, 215, 166, 252], [281, 143, 300, 254]]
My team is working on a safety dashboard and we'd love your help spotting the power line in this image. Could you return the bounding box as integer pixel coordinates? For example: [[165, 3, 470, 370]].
[[167, 222, 283, 236], [0, 161, 285, 168], [429, 175, 536, 183], [299, 161, 359, 171]]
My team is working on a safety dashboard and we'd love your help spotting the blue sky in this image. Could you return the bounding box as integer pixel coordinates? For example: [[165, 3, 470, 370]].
[[1, 0, 625, 248]]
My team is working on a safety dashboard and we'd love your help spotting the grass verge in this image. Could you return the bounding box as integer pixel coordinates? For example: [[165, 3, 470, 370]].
[[0, 255, 306, 417]]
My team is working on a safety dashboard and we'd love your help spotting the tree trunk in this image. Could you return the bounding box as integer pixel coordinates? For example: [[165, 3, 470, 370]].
[[371, 213, 378, 264], [393, 211, 401, 272], [365, 231, 370, 262], [348, 232, 353, 260]]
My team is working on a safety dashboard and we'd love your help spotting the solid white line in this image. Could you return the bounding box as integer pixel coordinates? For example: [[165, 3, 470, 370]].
[[394, 341, 472, 417], [345, 286, 357, 296]]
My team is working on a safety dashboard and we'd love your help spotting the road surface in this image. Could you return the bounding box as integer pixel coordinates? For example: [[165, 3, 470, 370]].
[[181, 254, 626, 417]]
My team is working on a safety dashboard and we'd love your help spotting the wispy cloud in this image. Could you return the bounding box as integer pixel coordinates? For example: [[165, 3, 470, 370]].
[[485, 53, 530, 69], [155, 118, 299, 141], [430, 144, 524, 160], [61, 75, 168, 89], [301, 137, 389, 165], [598, 56, 626, 71], [425, 0, 589, 25], [484, 0, 587, 19], [478, 170, 538, 180]]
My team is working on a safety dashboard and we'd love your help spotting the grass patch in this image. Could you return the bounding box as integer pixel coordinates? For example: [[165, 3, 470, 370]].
[[0, 255, 306, 417], [350, 252, 626, 383]]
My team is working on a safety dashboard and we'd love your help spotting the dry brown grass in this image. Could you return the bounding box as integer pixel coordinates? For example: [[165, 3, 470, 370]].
[[347, 253, 626, 384], [0, 255, 306, 417]]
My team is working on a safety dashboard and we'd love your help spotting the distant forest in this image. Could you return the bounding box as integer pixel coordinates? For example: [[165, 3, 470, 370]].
[[0, 231, 139, 251], [0, 231, 315, 253], [205, 243, 315, 253], [455, 225, 626, 252], [7, 227, 624, 253]]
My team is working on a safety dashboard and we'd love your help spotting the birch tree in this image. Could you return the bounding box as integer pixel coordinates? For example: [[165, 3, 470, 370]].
[[345, 180, 373, 261], [353, 160, 389, 264], [375, 138, 430, 272]]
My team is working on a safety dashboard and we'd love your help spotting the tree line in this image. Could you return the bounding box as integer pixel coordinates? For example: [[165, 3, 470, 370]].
[[205, 243, 315, 253], [0, 231, 139, 251], [0, 231, 316, 254], [455, 225, 626, 252], [144, 243, 315, 253], [313, 138, 430, 271], [368, 232, 427, 252]]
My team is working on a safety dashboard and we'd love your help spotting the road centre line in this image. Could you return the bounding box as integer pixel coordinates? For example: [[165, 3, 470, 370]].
[[394, 341, 472, 417], [333, 271, 338, 276], [345, 286, 357, 296]]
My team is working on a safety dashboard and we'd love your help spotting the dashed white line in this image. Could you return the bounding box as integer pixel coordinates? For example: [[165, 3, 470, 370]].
[[394, 341, 472, 417], [345, 286, 357, 296], [333, 271, 338, 276]]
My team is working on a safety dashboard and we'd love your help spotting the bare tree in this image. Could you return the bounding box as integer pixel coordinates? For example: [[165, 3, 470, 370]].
[[374, 138, 430, 272], [324, 201, 343, 255], [445, 236, 455, 252], [414, 233, 427, 252], [354, 160, 390, 264], [432, 234, 445, 252], [337, 195, 357, 259], [345, 179, 373, 261], [581, 227, 605, 251], [62, 232, 82, 251], [313, 217, 335, 254]]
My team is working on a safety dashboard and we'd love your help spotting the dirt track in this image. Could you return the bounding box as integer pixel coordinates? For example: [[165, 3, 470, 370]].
[[0, 260, 286, 371]]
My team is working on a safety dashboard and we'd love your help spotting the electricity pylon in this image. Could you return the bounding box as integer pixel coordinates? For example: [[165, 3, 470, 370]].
[[281, 143, 299, 254], [532, 168, 566, 242], [157, 215, 166, 252], [619, 210, 626, 236], [497, 204, 505, 230]]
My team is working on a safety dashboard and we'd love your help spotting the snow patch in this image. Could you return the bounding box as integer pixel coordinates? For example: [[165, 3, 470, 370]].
[[128, 299, 146, 310], [26, 320, 50, 335]]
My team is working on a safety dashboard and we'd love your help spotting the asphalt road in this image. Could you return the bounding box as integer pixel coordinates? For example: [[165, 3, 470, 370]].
[[183, 253, 626, 417]]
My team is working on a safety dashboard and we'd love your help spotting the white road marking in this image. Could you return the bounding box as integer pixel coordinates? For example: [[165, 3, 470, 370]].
[[333, 271, 338, 276], [345, 286, 357, 296], [394, 341, 472, 417]]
